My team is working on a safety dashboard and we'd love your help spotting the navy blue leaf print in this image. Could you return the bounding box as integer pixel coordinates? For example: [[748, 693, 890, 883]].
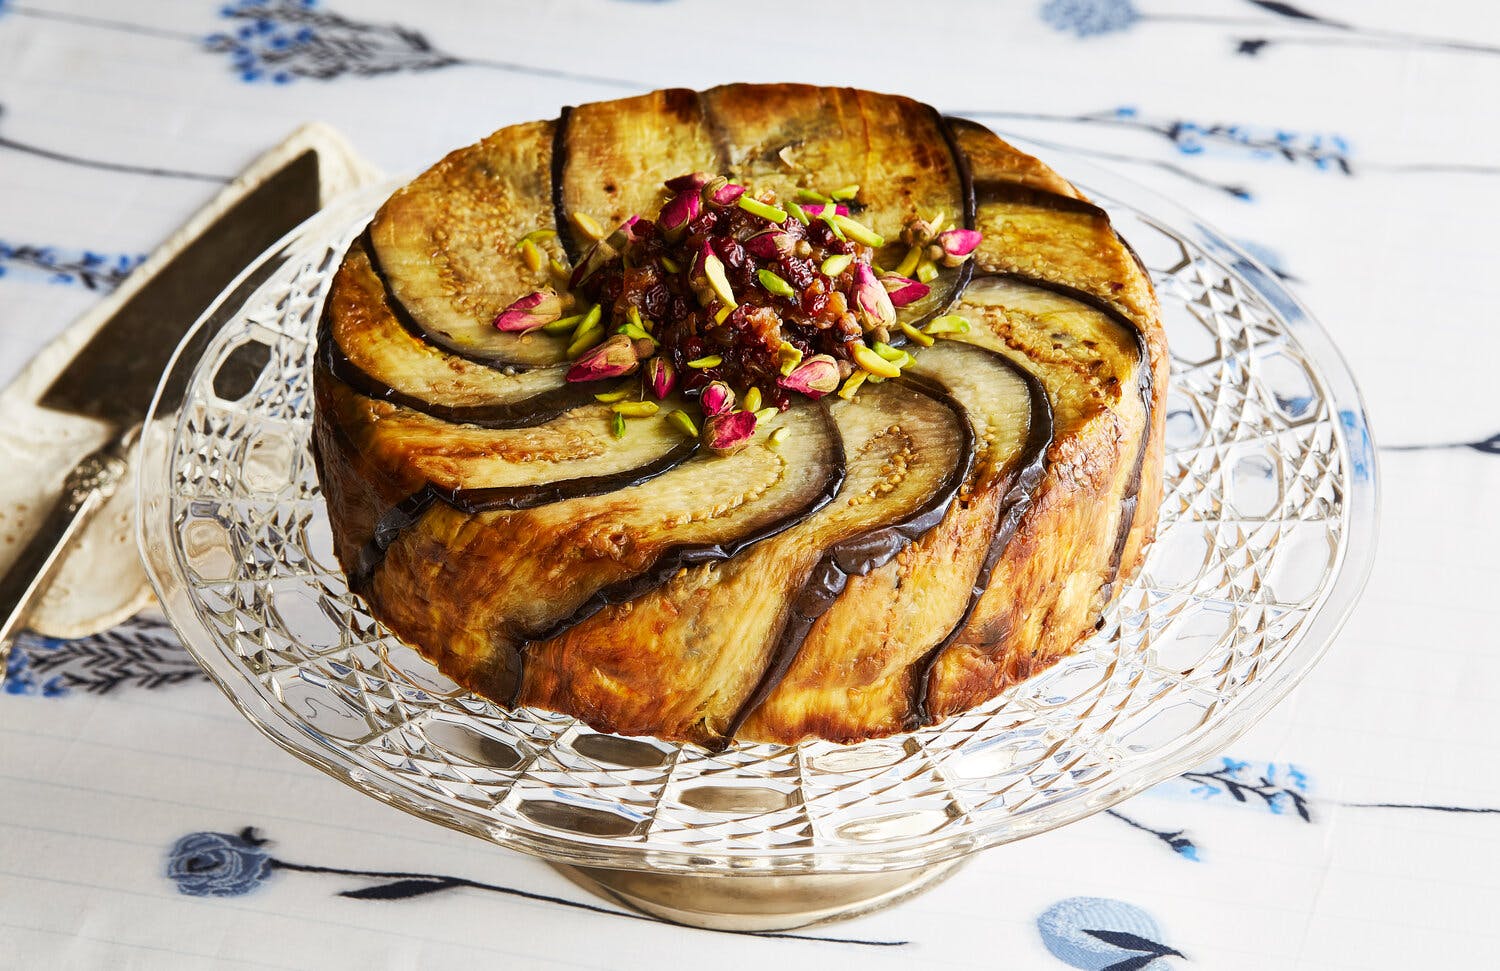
[[4, 617, 207, 697], [339, 878, 463, 899], [1101, 956, 1166, 971], [1244, 1, 1344, 26], [1084, 928, 1184, 957]]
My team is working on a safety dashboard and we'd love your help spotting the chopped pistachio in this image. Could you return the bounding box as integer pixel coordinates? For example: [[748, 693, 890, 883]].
[[767, 426, 790, 447], [549, 257, 571, 284], [753, 407, 778, 424], [567, 326, 605, 359], [899, 321, 936, 347], [851, 341, 902, 378], [777, 145, 800, 170], [611, 412, 627, 438], [617, 320, 655, 343], [714, 303, 736, 325], [687, 354, 723, 369], [702, 252, 737, 308], [573, 303, 603, 338], [611, 400, 660, 417], [594, 388, 632, 403], [757, 268, 796, 298], [915, 260, 940, 284], [796, 187, 830, 203], [517, 228, 557, 249], [738, 196, 788, 224], [776, 341, 803, 376], [819, 207, 846, 240], [829, 184, 859, 201], [666, 410, 699, 438], [872, 341, 904, 363], [785, 199, 811, 225], [519, 238, 545, 272], [833, 215, 885, 248], [866, 374, 886, 384], [542, 312, 587, 335], [820, 253, 853, 277], [837, 370, 867, 400], [895, 245, 922, 278], [742, 386, 763, 413], [660, 255, 682, 274], [569, 211, 605, 240], [925, 314, 972, 336]]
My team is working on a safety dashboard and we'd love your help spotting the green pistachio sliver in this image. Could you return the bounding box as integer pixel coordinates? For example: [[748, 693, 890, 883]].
[[899, 321, 936, 347], [612, 400, 659, 417], [820, 253, 853, 277], [851, 341, 902, 378], [570, 211, 605, 240], [516, 228, 557, 250], [713, 303, 736, 325], [542, 312, 586, 335], [571, 303, 604, 340], [819, 208, 846, 240], [915, 260, 940, 284], [895, 245, 922, 278], [776, 341, 803, 376], [567, 327, 605, 359], [742, 386, 763, 413], [519, 238, 545, 273], [833, 215, 885, 248], [627, 306, 654, 333], [753, 407, 778, 424], [666, 410, 699, 438], [660, 255, 683, 274], [687, 354, 723, 369], [925, 314, 972, 336], [829, 184, 859, 201], [872, 341, 905, 363], [549, 258, 571, 285], [837, 370, 867, 400], [768, 426, 790, 447], [617, 321, 656, 344], [866, 374, 886, 384], [785, 199, 811, 226], [594, 388, 632, 403], [757, 268, 797, 298], [739, 197, 788, 224], [796, 187, 830, 203], [611, 412, 627, 439]]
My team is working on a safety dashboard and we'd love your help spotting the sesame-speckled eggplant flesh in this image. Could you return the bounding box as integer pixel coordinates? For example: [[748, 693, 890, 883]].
[[735, 341, 1050, 743], [322, 238, 590, 426], [356, 402, 843, 694], [519, 379, 969, 746], [701, 84, 974, 327], [312, 85, 1171, 744], [367, 119, 569, 367]]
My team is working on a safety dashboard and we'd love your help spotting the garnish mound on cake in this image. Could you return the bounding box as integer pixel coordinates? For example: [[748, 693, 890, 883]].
[[311, 84, 1168, 747]]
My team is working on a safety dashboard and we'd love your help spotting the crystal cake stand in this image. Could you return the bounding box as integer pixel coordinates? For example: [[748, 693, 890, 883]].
[[137, 156, 1377, 930]]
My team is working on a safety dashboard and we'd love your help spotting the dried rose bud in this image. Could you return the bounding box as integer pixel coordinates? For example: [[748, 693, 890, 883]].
[[646, 356, 677, 399], [658, 191, 702, 238], [936, 228, 982, 266], [901, 216, 939, 247], [850, 263, 896, 332], [703, 177, 746, 208], [744, 231, 793, 259], [879, 273, 932, 307], [566, 334, 641, 383], [801, 203, 850, 217], [493, 288, 565, 332], [606, 215, 645, 250], [776, 354, 841, 398], [569, 237, 619, 289], [665, 171, 712, 193], [701, 380, 736, 416], [703, 410, 757, 452]]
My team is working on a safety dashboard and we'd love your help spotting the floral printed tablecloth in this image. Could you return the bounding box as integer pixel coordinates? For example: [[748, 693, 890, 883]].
[[3, 2, 1498, 968]]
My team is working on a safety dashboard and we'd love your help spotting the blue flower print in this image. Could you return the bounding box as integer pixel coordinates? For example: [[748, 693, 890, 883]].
[[1039, 897, 1184, 969], [3, 636, 69, 697], [1041, 0, 1139, 37], [167, 829, 273, 897]]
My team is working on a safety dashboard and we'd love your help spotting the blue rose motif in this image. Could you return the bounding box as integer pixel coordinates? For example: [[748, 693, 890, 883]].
[[1038, 896, 1182, 969], [1041, 0, 1140, 37], [166, 830, 273, 897], [3, 636, 69, 698]]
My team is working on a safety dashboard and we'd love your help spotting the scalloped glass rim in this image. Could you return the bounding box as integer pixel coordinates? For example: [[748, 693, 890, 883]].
[[137, 145, 1377, 874]]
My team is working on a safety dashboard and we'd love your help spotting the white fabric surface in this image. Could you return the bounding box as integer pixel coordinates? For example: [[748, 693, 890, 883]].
[[2, 1, 1498, 968]]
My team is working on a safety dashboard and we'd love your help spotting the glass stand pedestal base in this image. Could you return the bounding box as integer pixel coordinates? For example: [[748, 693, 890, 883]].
[[553, 858, 968, 931]]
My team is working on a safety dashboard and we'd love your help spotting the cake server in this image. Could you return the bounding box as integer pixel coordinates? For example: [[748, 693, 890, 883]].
[[0, 149, 324, 668]]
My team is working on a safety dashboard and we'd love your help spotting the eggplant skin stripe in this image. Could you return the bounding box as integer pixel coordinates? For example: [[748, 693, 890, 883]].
[[311, 84, 1168, 747]]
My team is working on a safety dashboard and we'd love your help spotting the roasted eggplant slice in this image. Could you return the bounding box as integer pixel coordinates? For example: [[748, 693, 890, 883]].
[[323, 239, 591, 427], [735, 342, 1049, 741], [366, 403, 843, 694], [520, 379, 971, 745], [557, 89, 724, 257], [367, 120, 568, 367]]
